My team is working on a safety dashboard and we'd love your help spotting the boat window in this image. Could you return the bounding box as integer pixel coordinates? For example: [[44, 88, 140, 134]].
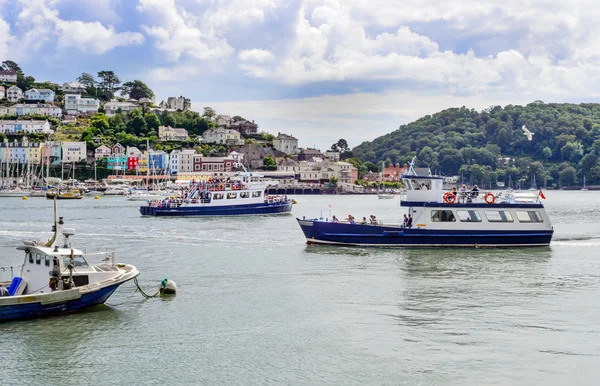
[[515, 211, 544, 223], [252, 191, 262, 198], [73, 256, 89, 268], [240, 192, 250, 198], [456, 210, 482, 222], [36, 253, 41, 264], [213, 193, 224, 200], [485, 210, 514, 222], [227, 192, 237, 199], [28, 252, 34, 263], [45, 255, 50, 266], [431, 210, 456, 222]]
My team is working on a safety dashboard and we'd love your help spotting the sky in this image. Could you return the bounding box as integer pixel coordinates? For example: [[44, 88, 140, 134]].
[[2, 0, 600, 151]]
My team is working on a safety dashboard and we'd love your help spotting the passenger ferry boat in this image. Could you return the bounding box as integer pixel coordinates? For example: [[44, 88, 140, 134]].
[[140, 173, 293, 217], [297, 161, 553, 247], [0, 206, 139, 321]]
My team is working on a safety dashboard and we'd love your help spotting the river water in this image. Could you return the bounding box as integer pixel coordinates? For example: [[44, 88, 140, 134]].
[[0, 191, 599, 385]]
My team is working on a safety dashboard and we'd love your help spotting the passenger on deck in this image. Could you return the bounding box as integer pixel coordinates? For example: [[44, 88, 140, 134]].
[[468, 185, 480, 203], [459, 184, 467, 203], [407, 215, 413, 228], [332, 215, 339, 223], [348, 215, 355, 224], [403, 214, 408, 228], [0, 285, 8, 297], [361, 217, 368, 225], [370, 215, 378, 225]]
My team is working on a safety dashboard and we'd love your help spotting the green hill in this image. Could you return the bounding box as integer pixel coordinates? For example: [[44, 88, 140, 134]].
[[352, 101, 600, 188]]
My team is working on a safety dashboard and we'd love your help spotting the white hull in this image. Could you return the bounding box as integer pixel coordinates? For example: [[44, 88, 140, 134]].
[[0, 191, 30, 197], [378, 194, 395, 199]]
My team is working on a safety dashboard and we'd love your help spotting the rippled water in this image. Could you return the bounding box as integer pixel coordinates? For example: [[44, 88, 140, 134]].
[[0, 191, 599, 385]]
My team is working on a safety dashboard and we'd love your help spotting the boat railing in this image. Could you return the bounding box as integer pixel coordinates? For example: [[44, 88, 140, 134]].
[[83, 249, 117, 266]]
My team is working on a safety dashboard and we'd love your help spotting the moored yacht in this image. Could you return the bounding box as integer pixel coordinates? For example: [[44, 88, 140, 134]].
[[297, 160, 553, 247]]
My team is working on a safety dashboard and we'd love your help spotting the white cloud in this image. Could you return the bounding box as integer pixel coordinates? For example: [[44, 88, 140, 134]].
[[7, 0, 143, 59], [137, 0, 234, 62], [239, 49, 274, 62], [0, 17, 12, 58]]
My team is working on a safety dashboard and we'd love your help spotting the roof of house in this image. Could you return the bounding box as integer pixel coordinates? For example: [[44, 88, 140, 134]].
[[275, 133, 297, 140], [95, 145, 111, 151], [63, 81, 85, 88], [138, 98, 152, 103], [7, 85, 22, 91], [0, 119, 50, 124], [216, 115, 231, 120], [300, 149, 322, 155], [278, 158, 298, 166]]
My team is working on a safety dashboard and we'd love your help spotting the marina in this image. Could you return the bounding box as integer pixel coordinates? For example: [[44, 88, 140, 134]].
[[0, 192, 597, 384]]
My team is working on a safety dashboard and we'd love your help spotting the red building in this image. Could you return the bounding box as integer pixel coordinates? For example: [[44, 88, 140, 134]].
[[383, 163, 408, 181], [192, 155, 235, 172], [127, 156, 139, 170]]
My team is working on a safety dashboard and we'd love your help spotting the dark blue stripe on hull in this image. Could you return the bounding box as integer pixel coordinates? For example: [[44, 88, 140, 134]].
[[140, 202, 293, 217], [297, 220, 553, 247], [0, 283, 121, 322]]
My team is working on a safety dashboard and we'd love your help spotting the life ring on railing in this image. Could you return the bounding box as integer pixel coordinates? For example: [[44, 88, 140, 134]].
[[443, 192, 456, 204], [484, 192, 495, 204]]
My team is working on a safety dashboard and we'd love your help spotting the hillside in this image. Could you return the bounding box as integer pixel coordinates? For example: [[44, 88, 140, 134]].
[[352, 102, 600, 188]]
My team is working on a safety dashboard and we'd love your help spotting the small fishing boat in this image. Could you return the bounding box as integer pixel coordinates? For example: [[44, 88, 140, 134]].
[[0, 187, 31, 197], [297, 158, 554, 247], [46, 188, 83, 200], [140, 173, 293, 217], [0, 206, 139, 321]]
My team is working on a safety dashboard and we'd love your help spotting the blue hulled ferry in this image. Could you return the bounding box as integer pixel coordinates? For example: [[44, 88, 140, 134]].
[[140, 173, 293, 217], [297, 161, 553, 247]]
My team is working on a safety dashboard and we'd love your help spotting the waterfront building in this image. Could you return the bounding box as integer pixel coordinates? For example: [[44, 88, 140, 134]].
[[64, 94, 100, 114], [42, 142, 62, 165], [0, 120, 52, 134], [106, 154, 127, 170], [0, 85, 5, 99], [179, 149, 196, 173], [61, 142, 87, 163], [0, 138, 43, 163], [25, 88, 55, 103], [192, 155, 235, 173], [111, 143, 125, 155], [273, 133, 299, 154], [95, 145, 111, 160], [297, 148, 323, 162]]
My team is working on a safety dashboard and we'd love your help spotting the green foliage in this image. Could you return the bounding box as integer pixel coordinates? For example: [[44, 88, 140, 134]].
[[121, 80, 154, 100], [353, 103, 600, 187], [263, 156, 275, 167], [202, 107, 216, 119], [97, 70, 121, 100]]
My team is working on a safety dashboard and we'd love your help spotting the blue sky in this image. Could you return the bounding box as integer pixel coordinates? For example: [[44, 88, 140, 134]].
[[2, 0, 600, 151]]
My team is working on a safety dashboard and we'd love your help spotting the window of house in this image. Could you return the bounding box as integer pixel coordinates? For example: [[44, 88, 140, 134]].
[[456, 210, 482, 222], [515, 211, 543, 223], [485, 211, 514, 222], [431, 210, 456, 222]]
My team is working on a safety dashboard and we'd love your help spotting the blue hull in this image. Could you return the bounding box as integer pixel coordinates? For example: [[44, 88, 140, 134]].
[[297, 219, 553, 247], [140, 202, 293, 217], [0, 283, 123, 322]]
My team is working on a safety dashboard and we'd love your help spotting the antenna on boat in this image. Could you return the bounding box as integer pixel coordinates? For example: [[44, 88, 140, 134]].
[[45, 196, 58, 247], [408, 157, 417, 176]]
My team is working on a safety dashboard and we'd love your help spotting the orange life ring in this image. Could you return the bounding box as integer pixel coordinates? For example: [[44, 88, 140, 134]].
[[484, 193, 495, 204], [443, 192, 456, 204]]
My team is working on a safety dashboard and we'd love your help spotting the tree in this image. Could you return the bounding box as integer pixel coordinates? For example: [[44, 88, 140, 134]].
[[232, 115, 246, 122], [97, 70, 121, 99], [127, 115, 147, 136], [2, 60, 21, 72], [145, 112, 160, 132], [164, 114, 176, 127], [121, 80, 154, 100], [203, 107, 216, 119], [559, 166, 577, 187], [77, 73, 97, 88], [263, 156, 275, 167], [542, 146, 552, 161]]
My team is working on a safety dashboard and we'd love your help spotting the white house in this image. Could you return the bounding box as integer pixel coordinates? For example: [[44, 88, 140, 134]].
[[64, 94, 100, 114], [179, 149, 196, 173], [0, 64, 17, 83], [0, 120, 53, 135], [94, 145, 111, 160], [158, 126, 189, 141], [228, 151, 244, 167], [6, 86, 23, 102], [214, 115, 232, 127], [273, 133, 299, 154], [104, 100, 138, 116], [325, 150, 340, 161], [126, 146, 143, 158], [35, 104, 62, 117], [0, 106, 8, 116], [25, 88, 55, 103], [169, 149, 180, 174], [60, 81, 87, 94], [201, 127, 244, 145], [62, 142, 87, 163]]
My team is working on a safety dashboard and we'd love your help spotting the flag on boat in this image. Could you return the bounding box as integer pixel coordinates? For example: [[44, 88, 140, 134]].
[[539, 190, 546, 199], [328, 204, 332, 208]]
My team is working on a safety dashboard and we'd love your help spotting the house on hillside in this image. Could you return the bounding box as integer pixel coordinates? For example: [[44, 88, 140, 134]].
[[60, 81, 87, 94], [25, 88, 55, 103], [64, 94, 100, 114], [215, 115, 231, 127], [6, 86, 23, 102], [297, 148, 323, 162], [201, 127, 244, 146], [231, 120, 258, 135], [273, 133, 298, 154], [0, 64, 17, 83], [158, 125, 189, 141], [0, 85, 5, 99], [94, 145, 111, 160], [111, 143, 125, 155], [104, 100, 138, 116]]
